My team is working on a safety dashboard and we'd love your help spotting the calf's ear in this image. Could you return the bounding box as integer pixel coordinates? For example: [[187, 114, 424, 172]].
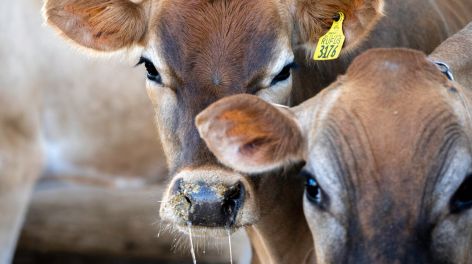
[[293, 0, 384, 53], [196, 94, 304, 174], [43, 0, 148, 51]]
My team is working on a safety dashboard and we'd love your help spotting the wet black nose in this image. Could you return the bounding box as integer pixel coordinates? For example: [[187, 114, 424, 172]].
[[174, 180, 244, 227]]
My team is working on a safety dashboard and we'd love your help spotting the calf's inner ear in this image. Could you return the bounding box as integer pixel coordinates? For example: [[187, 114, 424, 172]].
[[196, 94, 304, 174], [43, 0, 149, 51], [292, 0, 384, 53]]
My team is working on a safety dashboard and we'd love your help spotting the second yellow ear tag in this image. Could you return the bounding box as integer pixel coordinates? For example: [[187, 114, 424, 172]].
[[313, 12, 345, 61]]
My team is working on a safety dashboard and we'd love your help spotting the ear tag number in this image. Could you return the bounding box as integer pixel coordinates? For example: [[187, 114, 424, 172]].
[[313, 12, 345, 61]]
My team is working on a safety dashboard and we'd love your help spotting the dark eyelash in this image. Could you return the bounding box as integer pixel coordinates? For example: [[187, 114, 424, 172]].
[[270, 62, 298, 86], [135, 56, 149, 67], [286, 62, 298, 70]]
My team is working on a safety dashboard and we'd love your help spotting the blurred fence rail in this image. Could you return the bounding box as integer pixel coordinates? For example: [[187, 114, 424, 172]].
[[14, 180, 250, 263]]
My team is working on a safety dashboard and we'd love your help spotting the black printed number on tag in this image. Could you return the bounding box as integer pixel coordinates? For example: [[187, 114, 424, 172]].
[[317, 45, 337, 59]]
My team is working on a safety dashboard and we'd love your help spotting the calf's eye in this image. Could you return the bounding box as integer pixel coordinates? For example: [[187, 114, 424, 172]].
[[300, 170, 322, 205], [270, 62, 295, 86], [138, 57, 162, 84], [450, 175, 472, 214]]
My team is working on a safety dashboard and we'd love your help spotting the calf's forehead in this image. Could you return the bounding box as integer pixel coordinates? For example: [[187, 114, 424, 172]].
[[149, 0, 286, 84], [305, 50, 469, 197], [301, 52, 472, 254]]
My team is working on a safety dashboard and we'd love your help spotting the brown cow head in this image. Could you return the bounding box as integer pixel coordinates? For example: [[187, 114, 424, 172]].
[[43, 0, 383, 236], [197, 49, 472, 262]]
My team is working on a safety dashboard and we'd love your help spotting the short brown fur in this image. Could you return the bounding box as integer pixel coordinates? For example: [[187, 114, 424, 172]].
[[197, 95, 304, 170], [45, 0, 148, 51]]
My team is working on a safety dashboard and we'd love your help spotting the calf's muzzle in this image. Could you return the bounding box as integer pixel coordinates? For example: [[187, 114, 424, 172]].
[[171, 178, 244, 227]]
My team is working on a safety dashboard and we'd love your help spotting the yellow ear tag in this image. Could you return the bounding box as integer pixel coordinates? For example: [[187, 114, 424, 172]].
[[313, 12, 345, 61]]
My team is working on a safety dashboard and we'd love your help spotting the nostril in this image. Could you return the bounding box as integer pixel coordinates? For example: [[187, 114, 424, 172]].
[[184, 194, 192, 205], [222, 183, 244, 226], [225, 183, 242, 201]]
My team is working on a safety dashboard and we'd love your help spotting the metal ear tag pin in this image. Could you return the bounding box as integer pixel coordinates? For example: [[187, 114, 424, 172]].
[[433, 61, 455, 81]]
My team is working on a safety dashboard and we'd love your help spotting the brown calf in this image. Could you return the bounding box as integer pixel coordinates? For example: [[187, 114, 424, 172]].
[[197, 23, 472, 263], [43, 0, 472, 262]]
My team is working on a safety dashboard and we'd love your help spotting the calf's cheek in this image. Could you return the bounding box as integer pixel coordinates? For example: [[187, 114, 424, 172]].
[[432, 216, 472, 262], [147, 85, 180, 168], [303, 198, 347, 263]]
